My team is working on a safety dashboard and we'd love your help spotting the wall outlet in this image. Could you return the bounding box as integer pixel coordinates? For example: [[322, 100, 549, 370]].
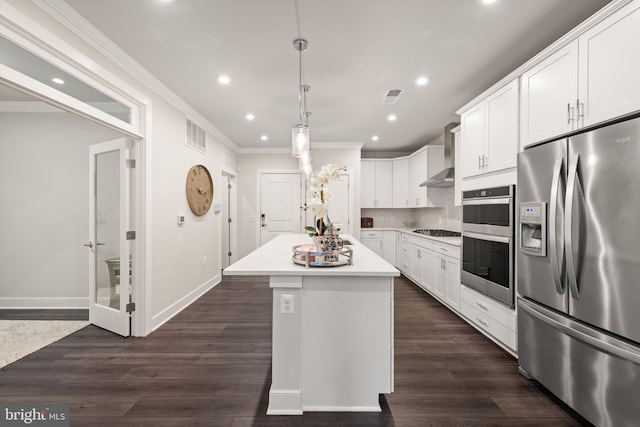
[[177, 214, 185, 225], [280, 294, 295, 314]]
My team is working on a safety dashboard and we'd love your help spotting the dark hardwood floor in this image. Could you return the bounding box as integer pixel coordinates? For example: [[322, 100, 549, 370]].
[[0, 275, 591, 426]]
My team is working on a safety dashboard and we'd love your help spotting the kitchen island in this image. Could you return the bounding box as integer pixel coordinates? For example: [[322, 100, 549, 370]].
[[224, 233, 400, 415]]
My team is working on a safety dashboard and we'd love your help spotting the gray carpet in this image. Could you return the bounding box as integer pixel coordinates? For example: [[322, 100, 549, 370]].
[[0, 320, 89, 369]]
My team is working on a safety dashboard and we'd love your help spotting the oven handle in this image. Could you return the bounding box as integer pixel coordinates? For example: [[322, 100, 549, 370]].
[[462, 197, 512, 206], [462, 231, 511, 244]]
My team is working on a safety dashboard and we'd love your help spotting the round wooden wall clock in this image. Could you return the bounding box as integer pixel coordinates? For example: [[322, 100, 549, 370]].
[[186, 164, 214, 216]]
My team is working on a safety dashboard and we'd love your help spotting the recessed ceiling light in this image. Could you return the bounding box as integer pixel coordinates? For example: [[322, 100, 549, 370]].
[[387, 114, 397, 122], [245, 113, 255, 121], [416, 76, 429, 86], [371, 135, 379, 141], [51, 77, 65, 85], [482, 0, 497, 4], [217, 74, 231, 85], [261, 135, 268, 141]]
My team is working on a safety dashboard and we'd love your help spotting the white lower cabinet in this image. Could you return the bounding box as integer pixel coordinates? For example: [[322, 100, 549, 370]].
[[382, 231, 396, 266], [460, 285, 517, 352], [433, 242, 460, 311], [361, 230, 396, 266], [361, 230, 383, 257]]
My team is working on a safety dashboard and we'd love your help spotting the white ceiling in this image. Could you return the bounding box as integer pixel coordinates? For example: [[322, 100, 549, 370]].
[[58, 0, 611, 152]]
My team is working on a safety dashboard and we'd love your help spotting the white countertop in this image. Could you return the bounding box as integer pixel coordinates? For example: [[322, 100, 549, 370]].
[[361, 227, 462, 247], [224, 233, 400, 277]]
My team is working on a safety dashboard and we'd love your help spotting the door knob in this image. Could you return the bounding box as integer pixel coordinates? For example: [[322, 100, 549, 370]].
[[83, 242, 93, 249], [96, 242, 106, 246]]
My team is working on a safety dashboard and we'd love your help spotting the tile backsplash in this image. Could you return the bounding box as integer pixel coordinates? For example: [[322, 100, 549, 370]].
[[361, 206, 461, 231]]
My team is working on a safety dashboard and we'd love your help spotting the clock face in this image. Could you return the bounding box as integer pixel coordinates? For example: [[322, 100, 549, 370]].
[[186, 165, 214, 216]]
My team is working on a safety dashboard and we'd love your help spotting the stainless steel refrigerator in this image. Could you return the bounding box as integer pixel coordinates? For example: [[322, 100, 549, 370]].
[[517, 115, 640, 427]]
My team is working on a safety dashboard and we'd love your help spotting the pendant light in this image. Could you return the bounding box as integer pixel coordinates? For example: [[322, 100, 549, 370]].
[[292, 38, 310, 158]]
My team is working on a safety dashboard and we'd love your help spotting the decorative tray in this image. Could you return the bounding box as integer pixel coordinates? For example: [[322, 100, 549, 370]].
[[292, 244, 353, 268]]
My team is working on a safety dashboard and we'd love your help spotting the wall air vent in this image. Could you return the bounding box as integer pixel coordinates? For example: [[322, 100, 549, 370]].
[[380, 89, 404, 104], [186, 118, 206, 154]]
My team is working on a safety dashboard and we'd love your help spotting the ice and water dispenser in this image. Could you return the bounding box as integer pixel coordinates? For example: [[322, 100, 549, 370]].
[[519, 202, 546, 256]]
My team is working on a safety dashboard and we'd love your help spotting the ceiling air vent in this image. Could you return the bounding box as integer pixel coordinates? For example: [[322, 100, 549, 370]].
[[380, 89, 404, 104]]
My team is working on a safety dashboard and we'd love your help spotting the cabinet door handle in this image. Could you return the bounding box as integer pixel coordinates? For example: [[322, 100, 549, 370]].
[[577, 99, 585, 127], [567, 102, 575, 125], [483, 155, 487, 168], [476, 317, 489, 328], [478, 155, 482, 169]]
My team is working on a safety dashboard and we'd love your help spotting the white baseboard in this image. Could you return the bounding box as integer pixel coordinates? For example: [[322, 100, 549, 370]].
[[150, 273, 221, 332], [0, 297, 88, 309], [267, 389, 303, 415]]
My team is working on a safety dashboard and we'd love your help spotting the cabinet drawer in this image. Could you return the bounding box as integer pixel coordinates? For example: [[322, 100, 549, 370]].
[[403, 234, 434, 250], [361, 230, 383, 239], [434, 242, 460, 259], [460, 285, 516, 331], [461, 300, 517, 351]]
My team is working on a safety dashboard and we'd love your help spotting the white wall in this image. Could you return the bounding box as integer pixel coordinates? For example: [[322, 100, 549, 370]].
[[236, 153, 299, 258], [0, 110, 122, 307], [2, 0, 238, 333], [237, 146, 362, 257]]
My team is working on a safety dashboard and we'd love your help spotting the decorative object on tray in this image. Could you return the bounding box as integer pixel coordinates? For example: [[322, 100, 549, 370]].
[[303, 163, 347, 239], [319, 225, 343, 262], [292, 244, 353, 268], [295, 163, 349, 266]]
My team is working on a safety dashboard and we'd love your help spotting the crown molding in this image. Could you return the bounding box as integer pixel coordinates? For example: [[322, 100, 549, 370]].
[[32, 0, 240, 152], [311, 142, 365, 150]]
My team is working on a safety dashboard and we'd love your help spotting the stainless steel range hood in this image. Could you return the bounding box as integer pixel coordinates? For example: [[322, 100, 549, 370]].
[[420, 122, 459, 188]]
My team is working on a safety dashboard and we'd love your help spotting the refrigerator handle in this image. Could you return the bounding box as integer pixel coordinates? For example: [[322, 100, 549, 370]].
[[519, 299, 640, 366], [549, 158, 565, 294], [565, 154, 582, 299]]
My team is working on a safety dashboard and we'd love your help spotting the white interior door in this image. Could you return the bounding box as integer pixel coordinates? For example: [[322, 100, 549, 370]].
[[88, 138, 131, 337], [260, 173, 302, 245], [326, 173, 350, 234]]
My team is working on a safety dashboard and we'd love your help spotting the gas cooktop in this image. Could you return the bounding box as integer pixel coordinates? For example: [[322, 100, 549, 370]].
[[413, 229, 461, 237]]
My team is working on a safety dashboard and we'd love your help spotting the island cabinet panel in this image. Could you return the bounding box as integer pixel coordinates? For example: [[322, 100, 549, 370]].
[[300, 277, 393, 410], [224, 234, 398, 415]]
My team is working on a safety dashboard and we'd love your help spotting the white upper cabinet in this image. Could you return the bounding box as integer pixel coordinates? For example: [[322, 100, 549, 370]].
[[361, 160, 392, 208], [578, 1, 640, 127], [520, 42, 579, 147], [392, 158, 410, 208], [460, 78, 519, 178], [521, 0, 640, 147], [410, 146, 445, 208]]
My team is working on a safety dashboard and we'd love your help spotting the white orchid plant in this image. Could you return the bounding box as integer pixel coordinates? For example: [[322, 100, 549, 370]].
[[304, 163, 347, 237]]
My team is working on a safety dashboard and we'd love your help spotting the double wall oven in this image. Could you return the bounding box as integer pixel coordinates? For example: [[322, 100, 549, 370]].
[[461, 185, 515, 308]]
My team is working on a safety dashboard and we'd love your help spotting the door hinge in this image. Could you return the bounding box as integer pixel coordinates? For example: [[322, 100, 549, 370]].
[[228, 251, 232, 257], [126, 231, 136, 240], [126, 159, 136, 168], [228, 184, 232, 190], [227, 218, 232, 223], [126, 302, 135, 313]]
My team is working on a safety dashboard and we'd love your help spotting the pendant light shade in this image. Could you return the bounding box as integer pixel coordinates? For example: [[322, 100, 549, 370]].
[[292, 123, 309, 158], [292, 38, 311, 159]]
